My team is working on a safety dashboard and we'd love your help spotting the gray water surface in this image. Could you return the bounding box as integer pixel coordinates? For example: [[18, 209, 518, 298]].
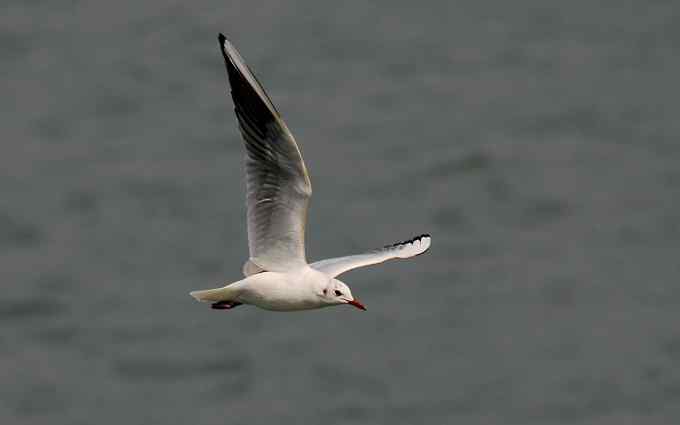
[[2, 1, 680, 424]]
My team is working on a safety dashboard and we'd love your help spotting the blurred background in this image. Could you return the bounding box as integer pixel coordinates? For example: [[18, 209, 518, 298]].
[[2, 0, 680, 424]]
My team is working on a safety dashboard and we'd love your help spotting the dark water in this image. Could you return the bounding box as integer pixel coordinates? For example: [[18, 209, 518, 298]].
[[2, 1, 680, 424]]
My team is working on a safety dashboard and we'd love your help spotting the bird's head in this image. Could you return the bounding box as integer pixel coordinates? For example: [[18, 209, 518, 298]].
[[320, 279, 366, 311]]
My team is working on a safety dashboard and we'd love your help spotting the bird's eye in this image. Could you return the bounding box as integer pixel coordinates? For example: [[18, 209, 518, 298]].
[[334, 290, 342, 296], [322, 289, 327, 295]]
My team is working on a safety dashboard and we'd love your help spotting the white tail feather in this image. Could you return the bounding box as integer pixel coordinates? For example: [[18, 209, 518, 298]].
[[189, 286, 234, 303]]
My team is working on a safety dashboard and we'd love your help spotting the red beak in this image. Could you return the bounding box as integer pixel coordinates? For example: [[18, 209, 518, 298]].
[[347, 299, 367, 311]]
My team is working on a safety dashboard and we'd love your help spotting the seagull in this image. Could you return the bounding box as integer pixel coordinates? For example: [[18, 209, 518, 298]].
[[189, 34, 431, 312]]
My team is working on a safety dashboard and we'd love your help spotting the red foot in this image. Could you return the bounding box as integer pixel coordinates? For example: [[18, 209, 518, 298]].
[[211, 301, 243, 310]]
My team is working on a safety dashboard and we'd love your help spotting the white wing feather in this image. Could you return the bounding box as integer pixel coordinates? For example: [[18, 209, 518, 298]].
[[310, 235, 431, 278]]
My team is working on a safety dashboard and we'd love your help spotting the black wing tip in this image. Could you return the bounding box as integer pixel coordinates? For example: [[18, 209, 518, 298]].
[[217, 33, 239, 79], [217, 33, 229, 59], [383, 233, 432, 249]]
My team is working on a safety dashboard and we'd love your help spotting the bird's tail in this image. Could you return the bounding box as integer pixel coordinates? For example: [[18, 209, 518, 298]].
[[189, 285, 237, 303]]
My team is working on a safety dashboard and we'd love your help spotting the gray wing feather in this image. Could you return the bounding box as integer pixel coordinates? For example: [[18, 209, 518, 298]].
[[219, 34, 312, 272]]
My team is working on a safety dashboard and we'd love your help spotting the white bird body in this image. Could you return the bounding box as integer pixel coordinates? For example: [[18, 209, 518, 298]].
[[189, 34, 432, 313], [229, 268, 329, 312]]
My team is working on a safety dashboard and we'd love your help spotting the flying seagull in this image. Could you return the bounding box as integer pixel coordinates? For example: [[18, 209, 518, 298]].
[[189, 34, 431, 312]]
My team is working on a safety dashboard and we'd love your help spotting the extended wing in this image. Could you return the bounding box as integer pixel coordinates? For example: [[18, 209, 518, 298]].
[[219, 34, 312, 273], [310, 234, 431, 278]]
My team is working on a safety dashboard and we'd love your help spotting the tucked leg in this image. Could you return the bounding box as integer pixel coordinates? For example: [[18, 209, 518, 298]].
[[211, 300, 243, 310]]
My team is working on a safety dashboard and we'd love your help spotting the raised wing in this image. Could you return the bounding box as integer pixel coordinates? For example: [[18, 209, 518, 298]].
[[310, 234, 431, 278], [219, 34, 312, 272]]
